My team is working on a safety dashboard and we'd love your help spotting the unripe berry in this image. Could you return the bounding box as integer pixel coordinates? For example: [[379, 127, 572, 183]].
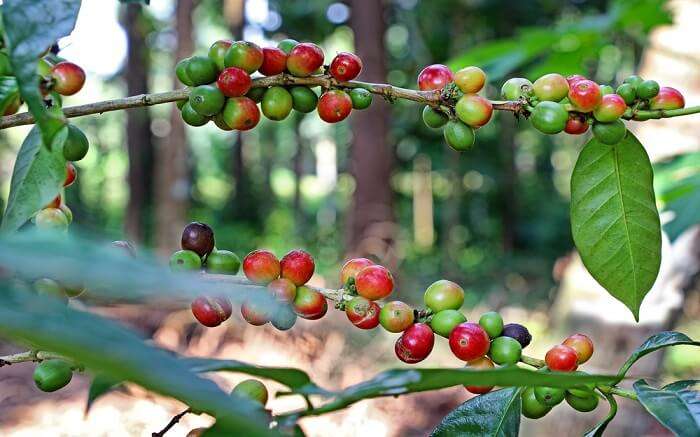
[[277, 39, 299, 55], [224, 41, 264, 74], [231, 379, 268, 406], [271, 305, 297, 331], [349, 88, 372, 110], [223, 96, 261, 130], [340, 257, 374, 285], [205, 250, 241, 275], [395, 323, 435, 364], [345, 296, 380, 329], [650, 86, 685, 110], [293, 285, 327, 319], [534, 386, 566, 407], [637, 80, 660, 100], [329, 52, 363, 81], [317, 90, 352, 123], [217, 67, 252, 97], [280, 249, 315, 286], [267, 278, 297, 302], [593, 94, 626, 122], [185, 56, 218, 85], [592, 119, 626, 145], [430, 309, 466, 338], [422, 106, 448, 129], [262, 86, 293, 121], [464, 356, 495, 394], [51, 62, 85, 96], [417, 64, 453, 91], [33, 359, 73, 392], [564, 113, 589, 135], [501, 77, 533, 100], [568, 79, 602, 112], [379, 300, 414, 333], [565, 391, 599, 412], [478, 311, 504, 338], [191, 296, 232, 327], [443, 120, 475, 151], [521, 387, 551, 419], [63, 124, 89, 162], [533, 73, 569, 102], [243, 250, 280, 284], [208, 39, 233, 71], [241, 299, 272, 326], [454, 66, 486, 94], [258, 47, 287, 76], [286, 42, 324, 77], [169, 249, 201, 271], [449, 322, 490, 361], [355, 265, 394, 300], [181, 222, 215, 258], [189, 85, 225, 116], [545, 344, 578, 372], [615, 83, 637, 105], [35, 208, 69, 231], [530, 101, 568, 134], [562, 333, 594, 364], [489, 336, 522, 365], [423, 279, 464, 312], [455, 94, 493, 128]]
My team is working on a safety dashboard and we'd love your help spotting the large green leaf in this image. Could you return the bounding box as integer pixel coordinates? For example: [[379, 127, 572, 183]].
[[1, 126, 67, 233], [1, 0, 80, 146], [86, 374, 123, 412], [634, 379, 700, 436], [617, 331, 700, 379], [570, 132, 661, 321], [431, 387, 522, 437], [0, 75, 19, 114], [0, 288, 273, 435], [583, 391, 617, 437]]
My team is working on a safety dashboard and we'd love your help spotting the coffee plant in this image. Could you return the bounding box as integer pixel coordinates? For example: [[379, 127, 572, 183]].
[[0, 1, 698, 436]]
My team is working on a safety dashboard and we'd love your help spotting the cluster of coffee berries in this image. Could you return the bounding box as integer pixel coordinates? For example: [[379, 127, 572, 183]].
[[174, 38, 372, 130], [522, 334, 597, 419], [32, 359, 74, 393], [418, 64, 491, 151]]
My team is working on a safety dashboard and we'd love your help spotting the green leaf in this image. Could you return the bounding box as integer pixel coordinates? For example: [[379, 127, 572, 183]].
[[0, 288, 274, 436], [617, 331, 700, 379], [634, 379, 700, 436], [431, 387, 522, 437], [86, 374, 123, 413], [570, 132, 661, 321], [1, 126, 67, 233], [1, 0, 79, 145], [583, 391, 617, 437], [120, 0, 150, 3], [0, 75, 19, 114], [663, 380, 699, 391], [654, 152, 700, 240]]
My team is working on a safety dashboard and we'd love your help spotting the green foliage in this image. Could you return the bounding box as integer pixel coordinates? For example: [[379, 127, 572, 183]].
[[617, 331, 700, 379], [633, 380, 700, 436], [583, 391, 617, 437], [0, 75, 19, 113], [86, 374, 123, 412], [570, 132, 661, 320], [654, 151, 700, 240]]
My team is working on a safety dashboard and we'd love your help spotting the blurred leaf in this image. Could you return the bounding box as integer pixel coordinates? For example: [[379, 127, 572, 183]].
[[633, 379, 700, 436], [583, 391, 617, 437], [119, 0, 150, 3], [664, 380, 699, 391], [618, 332, 700, 379], [1, 126, 67, 233], [86, 374, 123, 413], [1, 0, 77, 146], [0, 76, 19, 114], [431, 387, 521, 437], [570, 132, 661, 321], [654, 152, 700, 240]]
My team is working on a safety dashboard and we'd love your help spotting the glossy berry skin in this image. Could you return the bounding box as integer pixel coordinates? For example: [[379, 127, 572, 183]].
[[349, 88, 372, 110], [599, 84, 615, 96], [35, 208, 68, 231], [286, 43, 324, 77], [258, 47, 288, 76], [205, 250, 241, 275], [650, 86, 685, 110], [449, 322, 490, 361], [318, 90, 352, 123], [277, 38, 299, 55], [355, 265, 394, 300], [293, 285, 327, 320], [502, 323, 532, 348], [181, 102, 209, 127], [189, 85, 225, 116], [395, 323, 435, 364], [169, 249, 202, 271], [500, 77, 533, 100], [489, 336, 522, 365], [185, 56, 219, 85], [267, 278, 297, 303], [232, 379, 268, 406], [379, 301, 415, 333], [271, 305, 297, 331], [63, 125, 89, 161], [454, 66, 486, 94], [592, 119, 626, 145], [464, 356, 495, 394], [290, 86, 318, 113], [243, 250, 281, 284], [217, 67, 252, 97], [241, 300, 271, 326], [566, 75, 586, 87], [33, 359, 73, 392], [208, 39, 233, 70], [534, 386, 566, 407], [51, 62, 85, 96], [223, 96, 260, 130], [545, 344, 579, 372], [422, 106, 448, 129], [637, 80, 660, 100], [181, 222, 215, 258], [417, 64, 453, 91], [530, 101, 568, 134], [444, 120, 475, 151], [430, 309, 466, 338], [521, 387, 552, 419], [191, 296, 232, 327], [176, 58, 194, 86], [456, 94, 493, 128], [423, 279, 464, 312], [593, 93, 626, 122], [340, 257, 374, 285], [224, 41, 264, 74], [562, 333, 594, 364], [345, 296, 380, 329], [280, 249, 315, 286], [564, 113, 589, 135], [568, 79, 602, 112], [533, 73, 569, 102], [478, 311, 504, 338], [329, 52, 363, 81], [212, 113, 233, 131], [623, 75, 644, 89], [262, 86, 293, 121], [616, 83, 637, 105], [565, 392, 599, 412]]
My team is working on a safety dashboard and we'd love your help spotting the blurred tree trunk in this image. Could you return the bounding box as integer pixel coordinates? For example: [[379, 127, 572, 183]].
[[347, 0, 395, 261], [122, 4, 154, 243], [154, 0, 194, 255]]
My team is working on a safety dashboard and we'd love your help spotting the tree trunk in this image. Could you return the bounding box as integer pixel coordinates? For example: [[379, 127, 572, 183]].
[[122, 4, 154, 243], [347, 0, 394, 262], [154, 0, 194, 256]]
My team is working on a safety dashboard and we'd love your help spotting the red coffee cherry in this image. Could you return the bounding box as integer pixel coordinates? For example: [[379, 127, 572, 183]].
[[417, 64, 453, 91], [46, 193, 61, 209], [568, 79, 602, 113], [280, 249, 315, 286], [650, 86, 685, 110], [564, 113, 589, 135], [243, 250, 281, 284], [222, 96, 261, 131], [258, 47, 288, 76], [64, 162, 77, 187], [340, 257, 374, 285], [241, 300, 272, 326], [318, 90, 352, 123], [593, 94, 627, 122], [545, 344, 579, 372], [449, 322, 490, 361], [566, 74, 586, 87], [395, 323, 435, 364], [217, 67, 252, 97], [181, 222, 215, 258], [224, 41, 264, 74], [562, 333, 594, 364], [286, 42, 324, 77], [293, 285, 327, 319], [355, 265, 394, 300], [465, 356, 496, 394], [345, 296, 380, 329], [329, 52, 363, 81], [191, 296, 232, 327], [267, 278, 297, 303], [51, 61, 86, 96]]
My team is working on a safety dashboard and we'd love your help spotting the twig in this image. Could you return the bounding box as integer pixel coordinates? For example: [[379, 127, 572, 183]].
[[152, 408, 191, 437], [0, 350, 67, 366]]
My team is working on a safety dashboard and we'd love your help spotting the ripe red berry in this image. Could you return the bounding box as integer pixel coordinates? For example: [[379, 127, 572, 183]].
[[217, 67, 252, 97], [224, 41, 264, 74], [650, 86, 685, 110], [267, 278, 297, 303], [46, 194, 61, 209], [51, 61, 86, 96], [293, 285, 327, 320], [417, 64, 453, 91], [562, 333, 594, 364], [64, 162, 77, 187], [243, 250, 281, 284], [566, 75, 586, 87], [345, 296, 380, 329], [395, 323, 435, 364], [568, 79, 602, 112], [593, 94, 627, 122], [286, 42, 324, 77], [222, 96, 260, 130], [355, 265, 394, 300], [340, 257, 374, 285], [465, 356, 495, 394], [545, 344, 579, 372], [181, 222, 215, 258], [317, 90, 352, 123], [564, 113, 589, 135], [191, 296, 232, 327], [449, 322, 490, 361], [280, 249, 315, 286], [241, 300, 272, 326], [329, 52, 363, 81], [258, 47, 288, 76]]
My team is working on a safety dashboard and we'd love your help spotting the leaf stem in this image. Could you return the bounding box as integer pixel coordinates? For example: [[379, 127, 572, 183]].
[[598, 385, 638, 400], [0, 350, 67, 366], [519, 355, 545, 368]]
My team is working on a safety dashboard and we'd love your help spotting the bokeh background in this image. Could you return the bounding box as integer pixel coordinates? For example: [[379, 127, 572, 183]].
[[1, 0, 699, 436]]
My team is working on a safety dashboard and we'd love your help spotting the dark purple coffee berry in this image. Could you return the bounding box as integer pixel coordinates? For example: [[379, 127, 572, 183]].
[[502, 323, 532, 348], [181, 222, 215, 258]]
